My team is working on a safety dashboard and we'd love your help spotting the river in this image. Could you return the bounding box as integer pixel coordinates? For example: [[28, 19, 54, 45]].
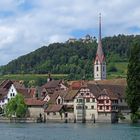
[[0, 123, 140, 140]]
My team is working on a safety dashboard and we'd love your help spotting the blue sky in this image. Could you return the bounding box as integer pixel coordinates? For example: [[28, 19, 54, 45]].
[[0, 0, 140, 65]]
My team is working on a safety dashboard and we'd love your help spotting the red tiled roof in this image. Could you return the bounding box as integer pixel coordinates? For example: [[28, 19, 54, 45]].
[[17, 88, 30, 98], [25, 98, 45, 106], [71, 81, 82, 90], [45, 104, 63, 112], [28, 88, 36, 98]]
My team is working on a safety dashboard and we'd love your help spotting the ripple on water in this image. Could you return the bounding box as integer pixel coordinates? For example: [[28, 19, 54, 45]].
[[0, 123, 140, 140]]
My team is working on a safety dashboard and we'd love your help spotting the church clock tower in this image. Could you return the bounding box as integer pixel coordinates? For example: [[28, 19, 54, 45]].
[[94, 14, 106, 80]]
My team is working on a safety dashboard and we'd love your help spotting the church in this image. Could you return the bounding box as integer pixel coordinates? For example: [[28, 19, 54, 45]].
[[94, 14, 106, 80]]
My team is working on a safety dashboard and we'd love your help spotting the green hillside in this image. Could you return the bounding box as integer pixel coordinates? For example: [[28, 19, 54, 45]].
[[0, 34, 139, 80]]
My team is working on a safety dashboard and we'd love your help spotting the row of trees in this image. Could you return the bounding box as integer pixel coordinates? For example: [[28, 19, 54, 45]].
[[1, 35, 140, 80]]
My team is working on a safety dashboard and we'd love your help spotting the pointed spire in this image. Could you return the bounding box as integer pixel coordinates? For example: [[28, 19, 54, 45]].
[[96, 13, 105, 63], [99, 13, 101, 42]]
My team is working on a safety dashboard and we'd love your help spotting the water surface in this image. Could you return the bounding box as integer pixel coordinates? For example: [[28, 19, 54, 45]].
[[0, 123, 140, 140]]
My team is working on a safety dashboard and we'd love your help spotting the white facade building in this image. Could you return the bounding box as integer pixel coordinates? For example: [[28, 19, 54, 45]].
[[0, 84, 18, 108], [74, 86, 98, 122]]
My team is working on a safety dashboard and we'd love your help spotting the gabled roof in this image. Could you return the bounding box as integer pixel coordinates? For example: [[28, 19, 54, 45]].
[[48, 90, 67, 104], [0, 88, 8, 95], [87, 79, 126, 99], [25, 98, 45, 106], [16, 88, 30, 98], [87, 84, 101, 98], [0, 80, 13, 89], [0, 88, 8, 100], [64, 90, 78, 101], [98, 89, 118, 99], [44, 104, 63, 112], [13, 81, 25, 89], [42, 80, 61, 89]]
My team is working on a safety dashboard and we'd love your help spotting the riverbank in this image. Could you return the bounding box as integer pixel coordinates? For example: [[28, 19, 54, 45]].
[[0, 116, 134, 124]]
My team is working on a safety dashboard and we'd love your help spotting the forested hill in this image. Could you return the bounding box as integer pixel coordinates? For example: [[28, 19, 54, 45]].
[[0, 34, 140, 79]]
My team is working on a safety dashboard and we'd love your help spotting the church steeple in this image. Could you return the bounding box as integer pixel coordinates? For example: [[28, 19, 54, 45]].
[[94, 14, 106, 80], [96, 13, 105, 63]]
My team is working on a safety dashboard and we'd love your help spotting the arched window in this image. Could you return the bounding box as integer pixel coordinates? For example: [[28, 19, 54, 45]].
[[96, 66, 98, 71], [103, 66, 104, 71], [57, 98, 61, 104]]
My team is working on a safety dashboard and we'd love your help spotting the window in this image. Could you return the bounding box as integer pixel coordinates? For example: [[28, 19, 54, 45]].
[[47, 112, 50, 115], [113, 100, 118, 104], [76, 105, 82, 109], [106, 106, 109, 110], [53, 112, 56, 115], [103, 66, 105, 71], [106, 100, 109, 103], [92, 98, 95, 102], [96, 66, 98, 71], [10, 93, 12, 97], [12, 89, 13, 92], [78, 99, 83, 103], [86, 98, 90, 103], [57, 98, 61, 104], [99, 106, 102, 110], [86, 93, 89, 96], [99, 100, 104, 104], [91, 106, 94, 109], [13, 93, 15, 96], [81, 93, 84, 96], [120, 99, 122, 102]]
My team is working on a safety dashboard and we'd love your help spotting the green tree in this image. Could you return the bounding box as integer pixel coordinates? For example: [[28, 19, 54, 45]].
[[5, 94, 27, 118], [126, 40, 140, 123]]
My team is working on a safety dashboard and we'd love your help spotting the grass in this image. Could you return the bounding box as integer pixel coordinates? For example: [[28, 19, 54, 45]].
[[108, 62, 128, 79], [0, 62, 128, 82], [0, 74, 68, 82]]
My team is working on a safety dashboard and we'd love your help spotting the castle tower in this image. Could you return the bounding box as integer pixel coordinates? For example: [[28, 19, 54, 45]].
[[94, 14, 106, 80]]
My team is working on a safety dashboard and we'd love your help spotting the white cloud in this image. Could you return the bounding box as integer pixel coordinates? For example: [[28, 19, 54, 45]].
[[0, 0, 140, 65]]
